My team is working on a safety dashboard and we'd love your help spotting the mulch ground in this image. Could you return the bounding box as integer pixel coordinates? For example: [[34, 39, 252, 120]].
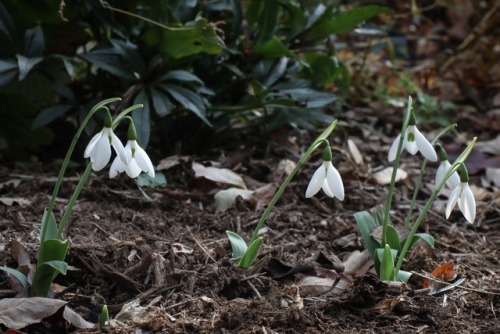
[[1, 112, 499, 333]]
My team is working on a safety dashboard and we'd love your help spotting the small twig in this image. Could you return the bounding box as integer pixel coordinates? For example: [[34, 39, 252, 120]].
[[189, 232, 217, 264], [411, 271, 500, 295], [246, 280, 262, 300]]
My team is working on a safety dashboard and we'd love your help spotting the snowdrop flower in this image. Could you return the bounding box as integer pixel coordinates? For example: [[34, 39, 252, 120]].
[[434, 144, 460, 191], [305, 147, 344, 200], [84, 116, 127, 171], [109, 120, 155, 179], [388, 116, 437, 162], [445, 166, 475, 224]]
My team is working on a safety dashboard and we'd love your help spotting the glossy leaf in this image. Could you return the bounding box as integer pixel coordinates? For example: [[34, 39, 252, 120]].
[[132, 89, 151, 147], [226, 231, 248, 260], [150, 88, 173, 117], [79, 50, 136, 80], [385, 225, 400, 251], [161, 83, 211, 125], [379, 244, 395, 281], [263, 57, 288, 87], [354, 211, 380, 259], [16, 55, 42, 81], [32, 105, 73, 128], [24, 26, 45, 57], [238, 237, 263, 269], [0, 266, 29, 290], [0, 59, 17, 73], [161, 70, 204, 85]]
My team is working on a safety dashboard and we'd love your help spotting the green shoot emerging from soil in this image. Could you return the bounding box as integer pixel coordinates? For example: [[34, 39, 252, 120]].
[[0, 98, 154, 297], [354, 96, 477, 282]]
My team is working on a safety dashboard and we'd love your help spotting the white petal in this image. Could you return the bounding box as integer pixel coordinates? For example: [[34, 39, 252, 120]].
[[325, 161, 344, 200], [84, 131, 102, 158], [460, 184, 476, 224], [90, 134, 111, 171], [405, 127, 418, 155], [445, 185, 461, 219], [435, 162, 447, 187], [134, 144, 155, 178], [110, 130, 127, 164], [109, 156, 126, 178], [388, 134, 401, 162], [446, 171, 461, 189], [125, 158, 142, 178], [305, 164, 326, 198], [321, 180, 335, 197], [414, 127, 437, 161]]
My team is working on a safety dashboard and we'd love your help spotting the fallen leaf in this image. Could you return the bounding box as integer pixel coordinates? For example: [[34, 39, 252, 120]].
[[348, 139, 363, 165], [213, 188, 254, 212], [0, 198, 31, 207], [485, 168, 500, 187], [156, 155, 190, 171], [372, 167, 407, 185], [369, 296, 401, 314], [253, 183, 277, 211], [192, 162, 246, 189], [423, 262, 457, 291], [0, 297, 94, 329], [474, 135, 500, 155]]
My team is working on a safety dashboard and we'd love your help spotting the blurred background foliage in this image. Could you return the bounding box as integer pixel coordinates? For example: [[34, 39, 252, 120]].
[[0, 0, 496, 162]]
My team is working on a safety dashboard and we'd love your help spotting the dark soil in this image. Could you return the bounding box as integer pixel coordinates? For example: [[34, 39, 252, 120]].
[[1, 117, 499, 333]]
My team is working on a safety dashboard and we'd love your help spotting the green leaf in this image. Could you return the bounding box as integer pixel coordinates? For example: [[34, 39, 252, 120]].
[[263, 57, 288, 88], [397, 270, 412, 282], [385, 225, 400, 251], [24, 26, 45, 57], [31, 260, 69, 297], [150, 88, 173, 117], [79, 50, 136, 80], [136, 172, 167, 188], [379, 244, 395, 281], [306, 5, 391, 41], [254, 38, 296, 58], [32, 105, 73, 128], [16, 55, 43, 81], [161, 83, 211, 126], [238, 237, 263, 269], [268, 88, 336, 108], [0, 69, 17, 86], [226, 231, 248, 260], [253, 0, 279, 46], [0, 2, 15, 44], [401, 233, 435, 250], [38, 239, 69, 266], [354, 211, 381, 259], [158, 19, 224, 58], [0, 266, 29, 290], [0, 59, 17, 73], [40, 209, 58, 242], [161, 70, 204, 85], [132, 89, 151, 147]]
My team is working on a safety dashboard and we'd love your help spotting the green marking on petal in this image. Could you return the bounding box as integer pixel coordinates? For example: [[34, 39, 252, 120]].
[[407, 132, 415, 142], [108, 135, 112, 144]]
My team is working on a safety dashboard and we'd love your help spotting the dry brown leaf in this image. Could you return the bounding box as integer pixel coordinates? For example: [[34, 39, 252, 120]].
[[485, 168, 500, 187], [156, 155, 190, 171], [213, 188, 254, 212], [372, 167, 407, 185], [192, 162, 246, 189], [296, 276, 337, 297], [369, 296, 401, 314], [0, 197, 31, 207], [0, 297, 94, 329], [347, 139, 363, 165]]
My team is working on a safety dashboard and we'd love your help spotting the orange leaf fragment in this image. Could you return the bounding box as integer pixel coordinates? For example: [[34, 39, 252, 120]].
[[423, 262, 457, 288]]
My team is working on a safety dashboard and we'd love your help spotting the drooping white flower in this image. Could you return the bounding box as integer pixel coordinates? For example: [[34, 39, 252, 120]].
[[84, 127, 127, 171], [305, 161, 344, 200], [445, 182, 476, 224], [388, 125, 437, 162], [435, 160, 460, 190], [109, 140, 155, 179]]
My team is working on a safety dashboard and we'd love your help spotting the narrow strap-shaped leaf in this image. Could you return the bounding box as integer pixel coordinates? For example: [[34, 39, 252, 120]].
[[238, 237, 263, 269]]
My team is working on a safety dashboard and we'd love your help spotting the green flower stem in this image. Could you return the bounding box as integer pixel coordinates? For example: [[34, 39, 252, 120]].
[[40, 97, 121, 244], [248, 120, 338, 244], [404, 123, 457, 227], [394, 137, 476, 279], [382, 96, 413, 244], [55, 164, 93, 239]]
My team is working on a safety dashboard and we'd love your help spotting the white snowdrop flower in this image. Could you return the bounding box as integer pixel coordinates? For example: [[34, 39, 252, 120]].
[[109, 140, 155, 179], [445, 182, 476, 224], [84, 127, 127, 171], [388, 125, 437, 162], [305, 160, 344, 200], [434, 143, 460, 192]]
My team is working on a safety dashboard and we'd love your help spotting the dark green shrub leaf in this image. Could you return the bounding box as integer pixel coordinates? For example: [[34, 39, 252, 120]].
[[161, 70, 204, 85], [33, 105, 73, 128], [161, 83, 211, 126], [79, 50, 136, 80], [24, 26, 44, 57], [150, 88, 173, 117], [132, 89, 151, 147], [16, 55, 42, 81]]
